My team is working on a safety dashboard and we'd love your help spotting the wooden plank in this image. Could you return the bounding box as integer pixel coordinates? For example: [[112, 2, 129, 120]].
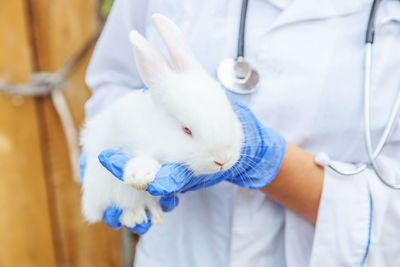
[[37, 96, 123, 267], [26, 0, 124, 266], [0, 0, 32, 82], [0, 0, 57, 266]]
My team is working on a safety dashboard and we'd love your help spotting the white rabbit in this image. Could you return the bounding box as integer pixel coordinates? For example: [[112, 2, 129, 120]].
[[81, 14, 243, 228]]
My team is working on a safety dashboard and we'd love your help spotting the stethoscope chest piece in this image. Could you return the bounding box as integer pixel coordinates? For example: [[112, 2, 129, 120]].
[[217, 0, 258, 94], [217, 57, 259, 94]]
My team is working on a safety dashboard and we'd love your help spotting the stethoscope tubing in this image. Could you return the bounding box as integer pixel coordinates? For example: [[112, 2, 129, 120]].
[[364, 43, 400, 189], [324, 0, 400, 189], [220, 0, 400, 189], [237, 0, 249, 58]]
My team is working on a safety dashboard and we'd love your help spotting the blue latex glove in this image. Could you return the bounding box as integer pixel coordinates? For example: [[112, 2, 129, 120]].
[[98, 92, 286, 197], [79, 152, 178, 235]]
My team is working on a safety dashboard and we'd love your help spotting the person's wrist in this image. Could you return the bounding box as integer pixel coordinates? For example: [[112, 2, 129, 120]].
[[258, 126, 287, 186], [261, 143, 323, 224]]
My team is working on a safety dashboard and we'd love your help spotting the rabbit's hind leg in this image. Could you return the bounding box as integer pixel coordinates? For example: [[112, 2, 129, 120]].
[[123, 156, 161, 190], [81, 160, 115, 223]]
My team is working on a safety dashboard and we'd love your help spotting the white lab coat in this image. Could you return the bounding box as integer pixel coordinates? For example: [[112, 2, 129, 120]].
[[85, 0, 400, 266]]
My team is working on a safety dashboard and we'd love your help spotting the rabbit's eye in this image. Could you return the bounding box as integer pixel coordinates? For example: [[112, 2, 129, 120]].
[[182, 127, 192, 136]]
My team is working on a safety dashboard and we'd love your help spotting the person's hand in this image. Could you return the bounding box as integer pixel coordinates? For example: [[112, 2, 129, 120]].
[[222, 92, 287, 188], [79, 151, 178, 235], [97, 92, 286, 196]]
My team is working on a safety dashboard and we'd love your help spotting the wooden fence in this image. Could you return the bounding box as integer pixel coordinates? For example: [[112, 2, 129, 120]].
[[0, 0, 125, 266]]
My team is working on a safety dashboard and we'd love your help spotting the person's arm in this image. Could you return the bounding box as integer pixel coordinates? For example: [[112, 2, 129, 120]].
[[260, 142, 323, 224]]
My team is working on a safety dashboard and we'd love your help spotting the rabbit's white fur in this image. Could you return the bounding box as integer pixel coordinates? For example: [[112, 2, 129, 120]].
[[81, 14, 243, 227]]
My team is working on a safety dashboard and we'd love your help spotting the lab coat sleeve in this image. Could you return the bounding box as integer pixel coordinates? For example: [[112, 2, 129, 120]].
[[84, 0, 148, 119], [310, 153, 400, 267]]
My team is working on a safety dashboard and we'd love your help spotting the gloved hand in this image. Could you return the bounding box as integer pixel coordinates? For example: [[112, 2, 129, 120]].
[[79, 151, 178, 235], [98, 92, 286, 197]]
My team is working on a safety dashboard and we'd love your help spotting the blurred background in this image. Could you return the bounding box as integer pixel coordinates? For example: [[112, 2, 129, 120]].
[[0, 0, 139, 266]]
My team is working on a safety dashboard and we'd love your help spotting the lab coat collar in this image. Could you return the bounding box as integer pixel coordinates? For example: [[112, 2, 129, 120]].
[[269, 0, 371, 30], [377, 0, 400, 25]]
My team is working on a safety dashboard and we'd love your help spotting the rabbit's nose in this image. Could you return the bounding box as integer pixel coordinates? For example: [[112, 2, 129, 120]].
[[214, 161, 224, 167]]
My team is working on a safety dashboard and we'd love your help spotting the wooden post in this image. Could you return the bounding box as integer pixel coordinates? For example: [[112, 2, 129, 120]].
[[0, 0, 124, 266]]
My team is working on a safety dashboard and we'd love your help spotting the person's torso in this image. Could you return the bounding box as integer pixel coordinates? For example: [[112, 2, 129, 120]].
[[134, 0, 400, 266]]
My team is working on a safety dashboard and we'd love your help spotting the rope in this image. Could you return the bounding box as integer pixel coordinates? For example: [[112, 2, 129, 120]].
[[0, 28, 101, 183]]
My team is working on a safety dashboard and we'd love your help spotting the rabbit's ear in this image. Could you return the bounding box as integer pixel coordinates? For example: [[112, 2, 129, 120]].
[[151, 14, 199, 72], [129, 30, 172, 88]]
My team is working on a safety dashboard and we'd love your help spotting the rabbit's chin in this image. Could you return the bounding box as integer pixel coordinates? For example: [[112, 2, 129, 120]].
[[190, 163, 236, 176], [185, 150, 241, 176]]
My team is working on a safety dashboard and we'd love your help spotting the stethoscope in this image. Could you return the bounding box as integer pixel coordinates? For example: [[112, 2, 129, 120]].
[[217, 0, 400, 189], [217, 0, 259, 94]]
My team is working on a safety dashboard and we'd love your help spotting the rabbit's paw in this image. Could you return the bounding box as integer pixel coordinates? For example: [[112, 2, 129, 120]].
[[123, 156, 161, 190], [119, 200, 163, 227], [120, 208, 148, 228], [147, 200, 163, 225]]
